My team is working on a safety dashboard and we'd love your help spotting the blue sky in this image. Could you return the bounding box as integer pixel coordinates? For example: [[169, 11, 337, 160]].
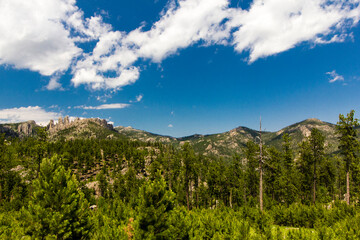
[[1, 0, 360, 137]]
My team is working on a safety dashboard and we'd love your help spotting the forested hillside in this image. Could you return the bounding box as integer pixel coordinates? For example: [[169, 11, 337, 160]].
[[2, 117, 357, 158], [1, 111, 360, 239]]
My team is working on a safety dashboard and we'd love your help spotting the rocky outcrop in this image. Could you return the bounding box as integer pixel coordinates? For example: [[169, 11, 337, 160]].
[[17, 120, 36, 136], [0, 121, 36, 138], [47, 117, 114, 135], [64, 116, 70, 125]]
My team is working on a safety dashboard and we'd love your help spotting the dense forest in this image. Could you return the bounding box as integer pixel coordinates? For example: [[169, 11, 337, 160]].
[[1, 111, 360, 239]]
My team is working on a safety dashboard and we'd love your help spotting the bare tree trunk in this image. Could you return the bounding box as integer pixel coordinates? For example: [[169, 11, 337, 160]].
[[230, 188, 233, 208], [346, 171, 350, 205], [259, 165, 263, 211]]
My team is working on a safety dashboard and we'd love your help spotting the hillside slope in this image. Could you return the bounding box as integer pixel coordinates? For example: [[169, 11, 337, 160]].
[[114, 118, 345, 158], [3, 117, 357, 158]]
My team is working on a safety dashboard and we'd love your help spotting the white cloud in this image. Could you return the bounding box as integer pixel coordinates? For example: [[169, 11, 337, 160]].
[[136, 94, 143, 102], [228, 0, 360, 62], [130, 94, 144, 103], [0, 0, 111, 84], [75, 103, 130, 110], [327, 70, 344, 83], [49, 105, 59, 109], [71, 0, 360, 89], [0, 0, 78, 76], [0, 106, 61, 126], [124, 0, 230, 62], [70, 0, 229, 90], [314, 33, 353, 44], [96, 93, 113, 103], [1, 0, 360, 90], [46, 76, 64, 90], [168, 124, 173, 128]]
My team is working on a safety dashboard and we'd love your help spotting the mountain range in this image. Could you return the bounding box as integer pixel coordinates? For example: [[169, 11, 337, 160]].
[[1, 117, 355, 158]]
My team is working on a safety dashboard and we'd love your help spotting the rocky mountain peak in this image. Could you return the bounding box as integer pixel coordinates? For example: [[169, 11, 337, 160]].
[[47, 117, 114, 135]]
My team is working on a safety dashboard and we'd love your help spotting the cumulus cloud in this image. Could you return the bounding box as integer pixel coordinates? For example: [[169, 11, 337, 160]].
[[70, 0, 230, 90], [1, 0, 360, 90], [0, 0, 111, 85], [124, 0, 230, 62], [0, 0, 80, 76], [69, 0, 360, 88], [228, 0, 360, 62], [168, 124, 174, 128], [327, 70, 344, 83], [75, 103, 130, 110], [0, 106, 61, 125]]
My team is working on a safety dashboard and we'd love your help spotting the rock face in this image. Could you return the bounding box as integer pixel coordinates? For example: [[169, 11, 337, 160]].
[[64, 116, 70, 125], [17, 120, 36, 136], [47, 117, 114, 135], [0, 121, 36, 138]]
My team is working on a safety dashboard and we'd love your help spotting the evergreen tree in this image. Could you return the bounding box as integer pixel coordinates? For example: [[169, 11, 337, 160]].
[[309, 128, 325, 204], [32, 127, 48, 178], [282, 134, 293, 171], [181, 143, 196, 210], [336, 110, 360, 205], [0, 133, 8, 201], [298, 141, 313, 204], [265, 146, 281, 202], [0, 133, 24, 206], [97, 169, 109, 198], [135, 171, 175, 239], [23, 155, 91, 239], [228, 154, 245, 208], [244, 141, 259, 203], [281, 134, 298, 204]]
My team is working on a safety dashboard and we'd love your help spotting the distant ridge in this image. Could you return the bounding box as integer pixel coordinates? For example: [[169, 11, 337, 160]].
[[2, 117, 358, 158]]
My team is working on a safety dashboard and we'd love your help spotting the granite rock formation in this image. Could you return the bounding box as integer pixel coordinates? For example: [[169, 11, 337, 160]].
[[17, 120, 36, 136], [0, 120, 36, 138], [47, 117, 114, 135]]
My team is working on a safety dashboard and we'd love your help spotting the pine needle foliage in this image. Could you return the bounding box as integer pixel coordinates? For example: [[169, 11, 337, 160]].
[[23, 155, 91, 239]]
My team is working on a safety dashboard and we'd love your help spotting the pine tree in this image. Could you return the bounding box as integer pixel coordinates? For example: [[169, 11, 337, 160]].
[[281, 134, 298, 204], [135, 171, 175, 239], [244, 141, 259, 202], [181, 143, 196, 210], [23, 155, 91, 239], [336, 110, 359, 205], [282, 134, 293, 170], [298, 140, 313, 204], [32, 127, 48, 178], [309, 128, 325, 204]]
